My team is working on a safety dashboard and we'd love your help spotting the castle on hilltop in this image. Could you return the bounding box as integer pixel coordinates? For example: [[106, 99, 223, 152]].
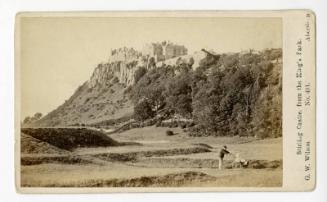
[[108, 41, 188, 63], [142, 41, 188, 62], [96, 42, 189, 88]]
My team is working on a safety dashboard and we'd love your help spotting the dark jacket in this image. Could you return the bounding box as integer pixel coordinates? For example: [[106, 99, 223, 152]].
[[219, 148, 230, 159]]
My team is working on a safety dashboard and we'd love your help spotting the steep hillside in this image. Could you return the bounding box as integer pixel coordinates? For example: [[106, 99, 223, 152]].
[[33, 79, 133, 127], [31, 48, 205, 127], [29, 47, 281, 133]]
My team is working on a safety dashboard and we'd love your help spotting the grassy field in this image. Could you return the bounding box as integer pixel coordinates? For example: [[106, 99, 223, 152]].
[[21, 126, 282, 187]]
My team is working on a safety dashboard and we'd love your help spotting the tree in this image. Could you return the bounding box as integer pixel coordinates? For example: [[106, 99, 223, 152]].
[[188, 57, 195, 68], [166, 72, 193, 117], [33, 112, 42, 120], [147, 85, 166, 112], [148, 57, 156, 69], [134, 67, 147, 84], [134, 99, 155, 121], [130, 67, 172, 115], [23, 112, 43, 125], [23, 116, 31, 124], [251, 87, 282, 138], [127, 49, 282, 138]]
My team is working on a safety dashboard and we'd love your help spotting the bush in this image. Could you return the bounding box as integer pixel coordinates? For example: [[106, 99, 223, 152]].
[[165, 121, 178, 128], [155, 120, 162, 127], [186, 122, 195, 128], [144, 119, 156, 127], [84, 97, 91, 104], [166, 130, 174, 136], [188, 125, 206, 137], [179, 122, 187, 129], [134, 67, 147, 83], [134, 100, 155, 121]]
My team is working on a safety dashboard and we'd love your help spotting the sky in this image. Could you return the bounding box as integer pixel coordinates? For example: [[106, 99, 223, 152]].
[[20, 17, 282, 118]]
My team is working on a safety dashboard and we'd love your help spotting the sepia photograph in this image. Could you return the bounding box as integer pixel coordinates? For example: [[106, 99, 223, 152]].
[[16, 12, 285, 190]]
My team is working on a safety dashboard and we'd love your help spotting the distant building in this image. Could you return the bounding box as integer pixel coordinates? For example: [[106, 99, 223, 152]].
[[142, 41, 188, 62], [142, 43, 164, 61]]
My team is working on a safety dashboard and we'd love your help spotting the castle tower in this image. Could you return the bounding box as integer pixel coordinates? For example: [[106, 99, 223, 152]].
[[161, 41, 167, 58]]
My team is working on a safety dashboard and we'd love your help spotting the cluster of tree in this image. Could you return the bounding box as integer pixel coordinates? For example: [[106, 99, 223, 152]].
[[23, 112, 43, 125], [129, 49, 282, 138]]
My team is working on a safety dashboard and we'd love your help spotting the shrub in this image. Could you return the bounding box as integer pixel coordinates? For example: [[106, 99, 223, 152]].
[[166, 130, 174, 136], [186, 122, 195, 128], [179, 122, 187, 129], [144, 119, 156, 127], [155, 120, 162, 127], [134, 67, 147, 83], [84, 97, 91, 104], [134, 100, 155, 121]]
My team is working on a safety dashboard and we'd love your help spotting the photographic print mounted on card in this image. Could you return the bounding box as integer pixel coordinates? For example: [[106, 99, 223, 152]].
[[15, 10, 315, 193]]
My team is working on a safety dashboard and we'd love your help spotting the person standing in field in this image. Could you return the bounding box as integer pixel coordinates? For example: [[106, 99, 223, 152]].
[[218, 145, 231, 170]]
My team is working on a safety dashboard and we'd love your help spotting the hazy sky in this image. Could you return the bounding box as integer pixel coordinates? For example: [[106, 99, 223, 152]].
[[20, 17, 282, 118]]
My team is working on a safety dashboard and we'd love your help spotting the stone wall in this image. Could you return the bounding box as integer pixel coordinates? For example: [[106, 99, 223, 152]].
[[165, 44, 188, 59], [142, 41, 188, 62]]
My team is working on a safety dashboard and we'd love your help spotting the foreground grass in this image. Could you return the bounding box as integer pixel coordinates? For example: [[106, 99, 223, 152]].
[[20, 126, 282, 188], [21, 165, 281, 187]]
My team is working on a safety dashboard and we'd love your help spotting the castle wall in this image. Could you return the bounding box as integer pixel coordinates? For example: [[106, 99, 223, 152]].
[[142, 42, 188, 61]]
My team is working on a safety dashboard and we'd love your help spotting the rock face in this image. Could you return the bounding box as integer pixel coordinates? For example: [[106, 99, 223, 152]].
[[89, 61, 136, 88], [89, 58, 148, 88], [89, 47, 147, 87]]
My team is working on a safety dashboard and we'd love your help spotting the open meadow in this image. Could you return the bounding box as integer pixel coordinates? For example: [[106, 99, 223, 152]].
[[21, 126, 282, 187]]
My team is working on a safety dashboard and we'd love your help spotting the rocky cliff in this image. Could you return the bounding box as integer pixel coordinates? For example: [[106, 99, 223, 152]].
[[88, 59, 145, 88]]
